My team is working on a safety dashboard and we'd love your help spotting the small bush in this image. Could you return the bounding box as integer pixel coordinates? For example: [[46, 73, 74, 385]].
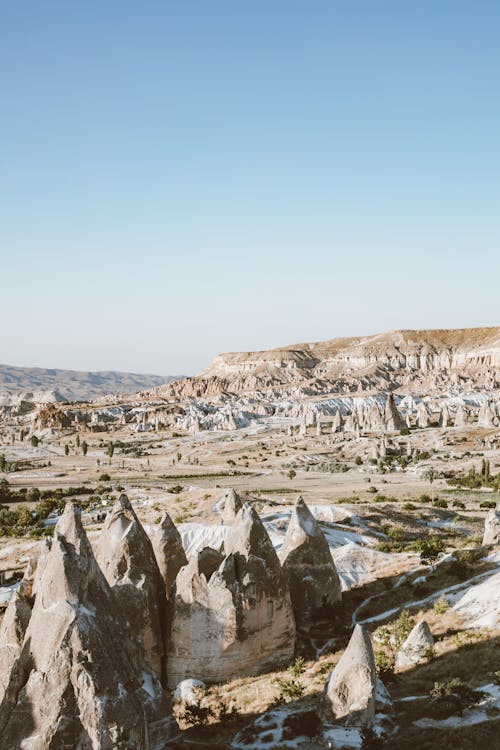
[[433, 595, 450, 614]]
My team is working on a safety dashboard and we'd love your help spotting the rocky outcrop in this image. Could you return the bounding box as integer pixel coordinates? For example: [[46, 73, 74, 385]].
[[416, 401, 430, 428], [478, 400, 498, 428], [167, 504, 295, 686], [384, 393, 406, 432], [219, 488, 244, 524], [322, 624, 378, 727], [395, 620, 434, 668], [279, 497, 341, 630], [454, 402, 467, 427], [0, 504, 173, 749], [95, 494, 167, 683], [483, 507, 500, 545], [439, 403, 450, 428], [151, 511, 188, 596]]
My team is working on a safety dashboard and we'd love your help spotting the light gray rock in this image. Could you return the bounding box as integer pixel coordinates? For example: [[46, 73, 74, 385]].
[[454, 402, 467, 427], [0, 503, 173, 749], [219, 488, 244, 525], [395, 620, 434, 668], [322, 624, 378, 728], [478, 400, 498, 427], [483, 507, 500, 545], [96, 494, 167, 683], [167, 503, 295, 686], [279, 497, 341, 630], [384, 393, 406, 432], [151, 510, 188, 595]]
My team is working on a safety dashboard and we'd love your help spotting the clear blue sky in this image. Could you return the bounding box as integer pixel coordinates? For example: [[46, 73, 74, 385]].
[[1, 1, 499, 375]]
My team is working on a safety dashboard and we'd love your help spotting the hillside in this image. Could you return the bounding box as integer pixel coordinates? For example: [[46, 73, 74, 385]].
[[143, 326, 500, 400], [0, 364, 184, 403]]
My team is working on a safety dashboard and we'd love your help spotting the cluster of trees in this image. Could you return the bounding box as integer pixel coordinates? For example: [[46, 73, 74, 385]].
[[448, 459, 500, 490]]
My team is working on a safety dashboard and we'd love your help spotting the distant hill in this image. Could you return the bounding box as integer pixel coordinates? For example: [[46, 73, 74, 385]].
[[0, 365, 184, 402]]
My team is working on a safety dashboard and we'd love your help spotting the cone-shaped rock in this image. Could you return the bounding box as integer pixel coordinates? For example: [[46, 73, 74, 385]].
[[95, 494, 167, 683], [167, 503, 295, 686], [322, 624, 378, 728], [220, 488, 244, 524], [483, 507, 500, 545], [454, 402, 467, 427], [416, 401, 430, 428], [151, 510, 188, 595], [0, 589, 32, 705], [395, 620, 434, 668], [0, 504, 173, 748], [478, 400, 498, 427], [384, 394, 406, 432], [279, 497, 341, 630]]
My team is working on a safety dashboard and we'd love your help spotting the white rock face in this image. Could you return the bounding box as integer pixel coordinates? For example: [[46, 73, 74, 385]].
[[95, 494, 168, 684], [416, 401, 430, 428], [384, 393, 406, 432], [173, 678, 206, 706], [0, 504, 173, 749], [395, 620, 434, 668], [279, 497, 341, 630], [322, 624, 379, 728], [151, 510, 188, 595], [219, 488, 244, 525], [483, 508, 500, 545], [167, 503, 295, 686]]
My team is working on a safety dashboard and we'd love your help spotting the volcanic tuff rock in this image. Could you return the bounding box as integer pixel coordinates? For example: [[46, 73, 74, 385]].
[[322, 624, 378, 728], [151, 511, 188, 596], [0, 504, 173, 749], [279, 497, 341, 630], [395, 620, 434, 669], [384, 393, 406, 432], [483, 508, 500, 546], [95, 494, 167, 684], [141, 327, 500, 401], [219, 488, 245, 524], [167, 504, 295, 686]]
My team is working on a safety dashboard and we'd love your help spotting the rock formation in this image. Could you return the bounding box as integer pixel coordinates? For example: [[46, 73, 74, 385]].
[[395, 620, 434, 668], [478, 400, 498, 428], [416, 401, 430, 428], [331, 410, 342, 433], [151, 510, 188, 596], [0, 504, 173, 749], [454, 402, 467, 427], [439, 403, 450, 428], [322, 624, 378, 727], [219, 488, 244, 524], [483, 507, 500, 545], [384, 393, 406, 432], [279, 497, 341, 630], [167, 503, 295, 686], [96, 494, 167, 683]]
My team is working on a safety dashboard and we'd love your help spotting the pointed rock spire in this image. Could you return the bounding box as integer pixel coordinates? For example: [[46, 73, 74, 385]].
[[220, 487, 244, 524], [416, 401, 430, 428], [439, 403, 450, 428], [279, 497, 341, 630], [395, 620, 434, 668], [454, 402, 467, 427], [168, 503, 295, 686], [151, 510, 188, 595], [384, 393, 405, 432], [322, 624, 378, 727], [0, 503, 173, 748], [483, 507, 500, 545], [95, 494, 167, 682]]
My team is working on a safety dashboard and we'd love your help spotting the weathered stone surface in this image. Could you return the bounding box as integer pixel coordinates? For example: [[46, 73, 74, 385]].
[[95, 494, 167, 683], [322, 624, 378, 727], [151, 510, 188, 595], [197, 546, 224, 580], [395, 620, 434, 668], [167, 503, 295, 686], [416, 401, 430, 428], [219, 488, 244, 524], [0, 504, 173, 749], [454, 402, 467, 427], [478, 400, 498, 427], [483, 507, 500, 545], [384, 393, 406, 432], [0, 589, 32, 705], [279, 497, 341, 630]]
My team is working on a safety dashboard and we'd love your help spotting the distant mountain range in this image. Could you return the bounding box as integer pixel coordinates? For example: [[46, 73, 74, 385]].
[[0, 365, 184, 402]]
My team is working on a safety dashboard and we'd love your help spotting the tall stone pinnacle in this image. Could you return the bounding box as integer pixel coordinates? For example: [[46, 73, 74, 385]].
[[151, 510, 188, 595], [279, 497, 341, 630]]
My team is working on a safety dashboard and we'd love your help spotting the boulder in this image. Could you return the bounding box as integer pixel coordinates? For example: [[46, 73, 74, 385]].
[[151, 510, 188, 595], [0, 504, 173, 749], [95, 494, 167, 683], [483, 507, 500, 545], [395, 620, 434, 668], [322, 624, 378, 727], [279, 497, 341, 630]]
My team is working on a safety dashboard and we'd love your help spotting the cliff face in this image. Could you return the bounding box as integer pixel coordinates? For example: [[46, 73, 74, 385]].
[[144, 327, 500, 399]]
